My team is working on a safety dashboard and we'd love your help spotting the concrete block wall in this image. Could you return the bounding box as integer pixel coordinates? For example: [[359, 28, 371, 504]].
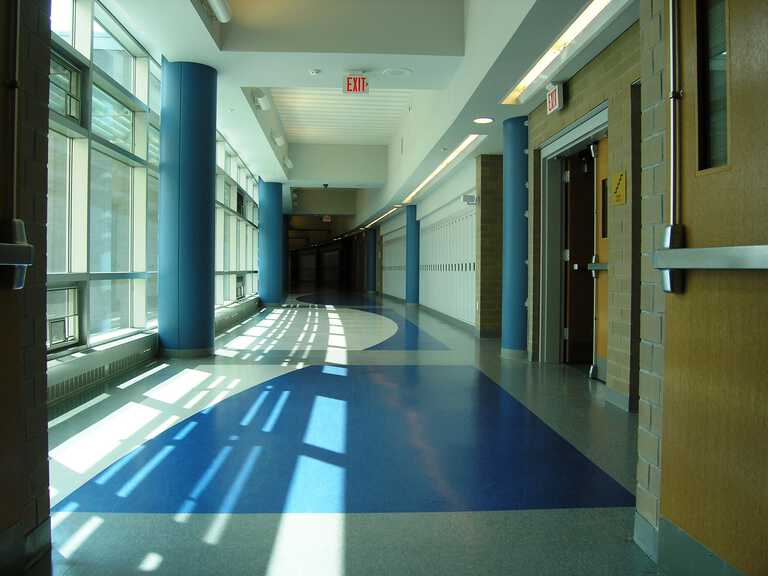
[[634, 0, 668, 559], [527, 24, 641, 408], [475, 155, 503, 337], [0, 0, 52, 573]]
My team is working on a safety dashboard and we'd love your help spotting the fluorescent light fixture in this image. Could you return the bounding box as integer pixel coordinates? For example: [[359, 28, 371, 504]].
[[284, 157, 294, 169], [252, 88, 271, 111], [473, 117, 494, 124], [502, 0, 613, 105], [206, 0, 232, 23], [365, 206, 399, 229], [274, 134, 286, 147], [404, 134, 480, 203]]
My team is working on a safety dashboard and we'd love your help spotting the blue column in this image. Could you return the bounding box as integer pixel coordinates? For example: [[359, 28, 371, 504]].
[[258, 180, 285, 304], [366, 228, 377, 292], [405, 204, 420, 304], [501, 117, 529, 355], [158, 60, 217, 356]]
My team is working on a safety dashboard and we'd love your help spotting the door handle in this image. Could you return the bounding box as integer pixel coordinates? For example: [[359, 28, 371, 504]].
[[0, 219, 34, 290]]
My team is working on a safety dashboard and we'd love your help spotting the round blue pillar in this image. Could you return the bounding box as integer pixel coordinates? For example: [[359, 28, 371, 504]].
[[405, 204, 420, 304], [501, 117, 529, 356], [258, 180, 285, 304], [366, 228, 377, 292], [158, 60, 217, 356]]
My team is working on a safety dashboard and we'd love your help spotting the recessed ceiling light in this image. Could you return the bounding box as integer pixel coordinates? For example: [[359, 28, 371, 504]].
[[382, 67, 413, 78], [473, 117, 494, 125], [309, 69, 322, 76]]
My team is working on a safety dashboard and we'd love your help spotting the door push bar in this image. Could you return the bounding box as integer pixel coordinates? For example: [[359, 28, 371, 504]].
[[654, 245, 768, 271], [0, 219, 34, 290]]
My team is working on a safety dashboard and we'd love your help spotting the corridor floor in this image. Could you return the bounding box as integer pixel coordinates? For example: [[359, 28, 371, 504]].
[[48, 294, 658, 576]]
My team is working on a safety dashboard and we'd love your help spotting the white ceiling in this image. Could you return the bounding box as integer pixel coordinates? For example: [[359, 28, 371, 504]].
[[270, 88, 414, 145]]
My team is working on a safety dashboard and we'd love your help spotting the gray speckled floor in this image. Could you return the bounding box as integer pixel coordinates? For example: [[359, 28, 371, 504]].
[[49, 295, 658, 576]]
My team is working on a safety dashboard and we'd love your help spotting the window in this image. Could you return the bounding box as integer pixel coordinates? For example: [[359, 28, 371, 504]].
[[46, 2, 170, 352], [89, 279, 131, 338], [148, 125, 160, 168], [92, 86, 134, 151], [698, 0, 728, 169], [48, 131, 71, 273], [93, 19, 134, 92], [149, 74, 162, 114], [50, 53, 82, 122], [47, 288, 79, 350], [90, 150, 132, 272], [50, 0, 74, 45], [147, 176, 159, 272]]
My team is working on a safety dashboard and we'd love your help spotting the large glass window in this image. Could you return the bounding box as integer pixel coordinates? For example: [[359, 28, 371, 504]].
[[50, 0, 74, 45], [149, 74, 162, 114], [147, 176, 159, 272], [89, 279, 131, 338], [93, 19, 134, 92], [92, 86, 133, 151], [148, 125, 160, 168], [47, 287, 79, 350], [48, 131, 71, 274], [49, 53, 82, 122], [698, 0, 728, 169], [90, 150, 132, 272]]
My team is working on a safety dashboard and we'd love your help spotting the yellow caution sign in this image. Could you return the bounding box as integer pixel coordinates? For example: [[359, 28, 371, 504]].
[[610, 170, 626, 205]]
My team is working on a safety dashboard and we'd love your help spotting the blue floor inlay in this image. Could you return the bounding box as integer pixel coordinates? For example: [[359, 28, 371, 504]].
[[296, 292, 448, 350], [54, 365, 634, 515]]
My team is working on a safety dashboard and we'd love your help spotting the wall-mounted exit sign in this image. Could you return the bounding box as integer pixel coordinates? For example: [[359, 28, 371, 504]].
[[546, 83, 563, 115], [344, 75, 369, 94]]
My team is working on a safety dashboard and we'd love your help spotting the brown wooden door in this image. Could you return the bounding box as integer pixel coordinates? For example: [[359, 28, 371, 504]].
[[594, 137, 609, 374], [661, 0, 768, 573], [563, 152, 594, 363]]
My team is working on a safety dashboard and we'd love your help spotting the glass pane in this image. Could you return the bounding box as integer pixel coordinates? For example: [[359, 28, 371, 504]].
[[48, 131, 70, 273], [93, 20, 134, 92], [698, 0, 728, 169], [47, 288, 79, 349], [149, 74, 162, 114], [146, 276, 158, 323], [49, 54, 80, 120], [50, 0, 74, 44], [147, 176, 159, 272], [92, 85, 133, 151], [148, 125, 160, 168], [90, 150, 132, 272], [89, 279, 131, 337]]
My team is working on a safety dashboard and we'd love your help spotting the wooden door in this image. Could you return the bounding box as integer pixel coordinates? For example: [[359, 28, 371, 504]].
[[563, 152, 594, 363], [661, 0, 768, 573], [594, 137, 609, 376]]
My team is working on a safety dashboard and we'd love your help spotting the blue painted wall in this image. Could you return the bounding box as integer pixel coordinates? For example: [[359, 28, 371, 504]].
[[158, 60, 217, 353], [258, 180, 285, 304], [405, 205, 420, 304], [501, 117, 529, 352]]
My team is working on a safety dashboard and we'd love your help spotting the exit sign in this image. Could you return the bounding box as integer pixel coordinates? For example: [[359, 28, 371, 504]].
[[546, 83, 563, 115], [344, 75, 369, 94]]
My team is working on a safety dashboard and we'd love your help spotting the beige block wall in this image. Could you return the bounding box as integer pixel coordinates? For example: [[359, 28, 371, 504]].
[[475, 155, 504, 336], [0, 0, 52, 572], [636, 0, 667, 534], [527, 23, 642, 405]]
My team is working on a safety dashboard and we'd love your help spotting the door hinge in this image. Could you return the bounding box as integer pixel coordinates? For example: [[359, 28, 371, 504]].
[[562, 249, 570, 262], [563, 327, 569, 340], [563, 169, 571, 183]]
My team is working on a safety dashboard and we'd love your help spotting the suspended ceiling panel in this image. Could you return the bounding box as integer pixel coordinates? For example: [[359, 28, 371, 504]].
[[270, 88, 413, 145], [225, 0, 464, 55]]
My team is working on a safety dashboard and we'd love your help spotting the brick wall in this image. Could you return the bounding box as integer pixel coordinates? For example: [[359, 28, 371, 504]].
[[0, 0, 52, 573], [634, 0, 667, 558], [475, 155, 503, 336], [527, 24, 641, 408]]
